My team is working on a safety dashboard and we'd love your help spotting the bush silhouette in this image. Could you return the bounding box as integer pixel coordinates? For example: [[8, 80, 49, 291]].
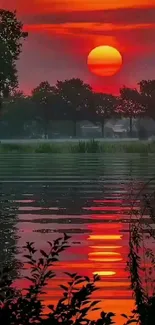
[[0, 234, 115, 325], [0, 233, 139, 325]]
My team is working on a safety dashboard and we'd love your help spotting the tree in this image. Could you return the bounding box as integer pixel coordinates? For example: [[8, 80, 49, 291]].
[[1, 91, 35, 138], [55, 78, 95, 137], [117, 86, 145, 137], [32, 81, 57, 138], [138, 80, 155, 121], [0, 9, 28, 112], [92, 93, 117, 137]]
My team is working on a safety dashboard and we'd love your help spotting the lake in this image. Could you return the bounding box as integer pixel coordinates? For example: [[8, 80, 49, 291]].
[[0, 153, 155, 323]]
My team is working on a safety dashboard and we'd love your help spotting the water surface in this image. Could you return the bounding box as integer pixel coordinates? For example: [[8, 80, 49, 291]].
[[0, 153, 155, 323]]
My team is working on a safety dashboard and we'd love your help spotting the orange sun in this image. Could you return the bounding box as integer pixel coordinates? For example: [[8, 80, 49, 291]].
[[87, 45, 123, 77]]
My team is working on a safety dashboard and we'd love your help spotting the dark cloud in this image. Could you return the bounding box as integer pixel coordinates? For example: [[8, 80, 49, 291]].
[[2, 0, 155, 94], [23, 7, 155, 25]]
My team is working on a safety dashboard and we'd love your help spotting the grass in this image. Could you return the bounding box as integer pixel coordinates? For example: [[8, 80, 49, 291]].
[[0, 140, 155, 153]]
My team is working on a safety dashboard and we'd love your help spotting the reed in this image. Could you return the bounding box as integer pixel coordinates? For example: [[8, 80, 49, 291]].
[[0, 140, 155, 153], [35, 143, 61, 153], [127, 179, 155, 325]]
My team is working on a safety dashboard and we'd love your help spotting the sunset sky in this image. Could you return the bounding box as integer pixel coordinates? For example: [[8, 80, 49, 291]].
[[2, 0, 155, 94]]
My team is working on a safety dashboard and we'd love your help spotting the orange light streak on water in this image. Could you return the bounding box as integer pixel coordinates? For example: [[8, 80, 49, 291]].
[[89, 258, 123, 262], [93, 271, 116, 276], [88, 235, 123, 240]]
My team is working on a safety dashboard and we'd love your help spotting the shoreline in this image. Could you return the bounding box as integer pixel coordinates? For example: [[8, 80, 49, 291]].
[[0, 139, 155, 153]]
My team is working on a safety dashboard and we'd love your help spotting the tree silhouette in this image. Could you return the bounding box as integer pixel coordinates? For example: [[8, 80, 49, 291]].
[[32, 81, 57, 139], [117, 86, 145, 137], [1, 91, 35, 138], [55, 78, 94, 137], [138, 80, 155, 121], [92, 93, 117, 137], [0, 9, 28, 113]]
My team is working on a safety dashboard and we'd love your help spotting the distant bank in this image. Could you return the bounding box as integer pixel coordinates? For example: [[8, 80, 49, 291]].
[[0, 139, 154, 153], [0, 138, 140, 144]]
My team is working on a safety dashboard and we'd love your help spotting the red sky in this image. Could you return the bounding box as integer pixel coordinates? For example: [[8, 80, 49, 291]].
[[1, 0, 155, 94]]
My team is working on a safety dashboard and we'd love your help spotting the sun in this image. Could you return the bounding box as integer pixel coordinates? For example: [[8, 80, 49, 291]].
[[87, 45, 123, 77]]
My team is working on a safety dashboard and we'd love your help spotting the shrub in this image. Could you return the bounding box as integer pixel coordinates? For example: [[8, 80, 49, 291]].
[[70, 141, 87, 153], [127, 181, 155, 325], [0, 234, 137, 325], [1, 140, 155, 153], [35, 143, 60, 153], [86, 139, 100, 153], [70, 140, 100, 153], [0, 144, 26, 153]]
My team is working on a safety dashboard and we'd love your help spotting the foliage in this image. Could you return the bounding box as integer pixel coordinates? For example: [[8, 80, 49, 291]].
[[117, 87, 145, 118], [1, 91, 35, 137], [31, 82, 57, 138], [1, 141, 155, 153], [0, 9, 28, 109], [116, 80, 155, 124], [3, 91, 34, 120], [0, 143, 28, 152], [138, 80, 155, 121], [0, 14, 155, 139], [92, 93, 117, 136], [35, 143, 61, 153], [116, 86, 146, 137], [55, 78, 93, 119], [1, 186, 155, 324], [55, 78, 96, 136], [70, 141, 87, 153], [70, 140, 100, 153], [2, 76, 155, 139], [0, 234, 118, 325], [127, 180, 155, 325], [86, 139, 100, 153]]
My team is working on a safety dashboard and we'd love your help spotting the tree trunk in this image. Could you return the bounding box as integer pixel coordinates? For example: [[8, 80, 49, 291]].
[[73, 120, 77, 137], [44, 119, 48, 139], [129, 116, 133, 138], [43, 107, 49, 139], [0, 98, 2, 115], [101, 120, 105, 138], [0, 99, 2, 141]]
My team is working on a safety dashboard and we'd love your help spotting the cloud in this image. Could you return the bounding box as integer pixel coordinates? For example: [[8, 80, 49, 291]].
[[24, 22, 155, 34], [2, 0, 155, 94], [19, 0, 155, 13], [23, 7, 155, 25]]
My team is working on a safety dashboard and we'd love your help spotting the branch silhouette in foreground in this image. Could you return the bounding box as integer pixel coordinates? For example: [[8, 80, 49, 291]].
[[0, 233, 137, 325]]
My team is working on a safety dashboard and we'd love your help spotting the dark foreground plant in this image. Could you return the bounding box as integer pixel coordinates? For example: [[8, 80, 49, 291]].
[[0, 233, 124, 325], [2, 186, 155, 324], [127, 179, 155, 325]]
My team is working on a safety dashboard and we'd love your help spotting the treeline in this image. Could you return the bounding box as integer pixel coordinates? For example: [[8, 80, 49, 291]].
[[1, 9, 155, 139], [1, 78, 155, 138]]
